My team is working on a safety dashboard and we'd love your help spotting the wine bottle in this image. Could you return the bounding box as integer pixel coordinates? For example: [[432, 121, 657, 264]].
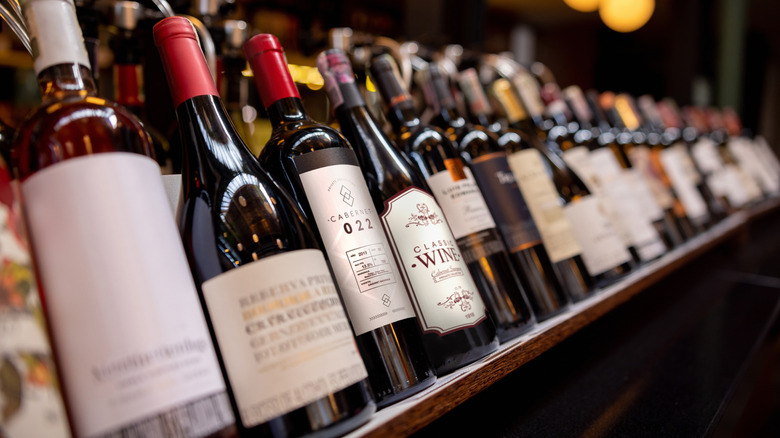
[[314, 52, 498, 375], [560, 85, 669, 262], [13, 4, 233, 437], [491, 78, 633, 289], [450, 67, 573, 318], [600, 91, 699, 240], [156, 19, 375, 436], [644, 98, 728, 222], [350, 51, 536, 337], [0, 155, 71, 438], [711, 107, 765, 205], [110, 0, 173, 173], [579, 89, 684, 249], [242, 34, 434, 407]]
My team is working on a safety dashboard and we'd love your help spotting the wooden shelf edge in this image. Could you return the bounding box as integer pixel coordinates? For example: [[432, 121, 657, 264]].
[[345, 198, 780, 438]]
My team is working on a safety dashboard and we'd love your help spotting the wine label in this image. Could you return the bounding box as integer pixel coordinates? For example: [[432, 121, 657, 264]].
[[625, 169, 665, 221], [730, 137, 780, 195], [562, 146, 599, 192], [754, 136, 780, 176], [380, 187, 487, 335], [589, 149, 666, 261], [563, 196, 633, 276], [507, 149, 582, 263], [660, 145, 709, 221], [511, 71, 545, 118], [425, 160, 496, 239], [691, 138, 722, 175], [468, 153, 542, 252], [294, 148, 415, 336], [627, 145, 675, 210], [0, 170, 70, 438], [21, 153, 229, 437], [202, 249, 368, 428]]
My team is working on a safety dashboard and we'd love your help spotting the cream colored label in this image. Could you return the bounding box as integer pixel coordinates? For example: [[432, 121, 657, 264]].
[[202, 250, 368, 428], [21, 153, 226, 437], [507, 149, 582, 263], [562, 146, 599, 192], [380, 188, 487, 334], [590, 149, 665, 260], [628, 145, 675, 210], [660, 146, 709, 221], [563, 196, 632, 276], [299, 162, 414, 336], [425, 167, 496, 239]]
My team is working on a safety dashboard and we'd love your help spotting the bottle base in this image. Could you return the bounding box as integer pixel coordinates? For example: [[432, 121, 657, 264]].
[[434, 337, 500, 376], [375, 373, 437, 409]]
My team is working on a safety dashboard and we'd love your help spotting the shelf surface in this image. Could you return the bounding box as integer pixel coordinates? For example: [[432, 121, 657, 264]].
[[345, 199, 780, 438]]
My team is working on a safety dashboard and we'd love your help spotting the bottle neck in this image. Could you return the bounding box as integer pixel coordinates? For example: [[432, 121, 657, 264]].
[[385, 102, 421, 135], [37, 64, 97, 103], [266, 96, 309, 128]]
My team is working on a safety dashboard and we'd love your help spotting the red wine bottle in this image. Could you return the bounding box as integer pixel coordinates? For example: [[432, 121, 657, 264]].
[[594, 90, 698, 241], [557, 85, 669, 263], [155, 19, 374, 437], [454, 66, 575, 315], [156, 19, 377, 435], [328, 51, 535, 341], [575, 88, 685, 249], [490, 78, 633, 290], [13, 5, 233, 437], [384, 59, 565, 322], [316, 52, 499, 375], [243, 34, 434, 407]]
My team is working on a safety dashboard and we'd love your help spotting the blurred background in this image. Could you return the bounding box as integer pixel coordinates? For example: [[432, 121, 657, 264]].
[[1, 0, 778, 152]]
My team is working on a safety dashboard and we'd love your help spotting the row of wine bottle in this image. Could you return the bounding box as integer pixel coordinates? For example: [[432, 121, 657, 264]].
[[3, 1, 779, 437]]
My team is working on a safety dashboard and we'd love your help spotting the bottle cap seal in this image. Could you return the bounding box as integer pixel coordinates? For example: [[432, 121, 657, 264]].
[[243, 34, 300, 109], [153, 16, 219, 107]]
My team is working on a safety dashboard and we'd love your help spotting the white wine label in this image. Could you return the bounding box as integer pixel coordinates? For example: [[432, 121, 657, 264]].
[[754, 136, 780, 176], [625, 169, 665, 221], [425, 161, 496, 239], [381, 187, 487, 334], [732, 137, 780, 195], [660, 145, 709, 221], [295, 148, 415, 336], [0, 175, 70, 438], [568, 148, 631, 246], [627, 145, 675, 210], [563, 196, 632, 276], [562, 146, 599, 193], [21, 153, 227, 437], [675, 144, 703, 184], [590, 149, 665, 260], [511, 71, 546, 118], [691, 138, 723, 174], [202, 249, 368, 428], [508, 149, 582, 263]]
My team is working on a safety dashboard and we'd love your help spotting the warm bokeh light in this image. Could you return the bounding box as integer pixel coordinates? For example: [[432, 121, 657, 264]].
[[563, 0, 599, 13], [599, 0, 655, 33]]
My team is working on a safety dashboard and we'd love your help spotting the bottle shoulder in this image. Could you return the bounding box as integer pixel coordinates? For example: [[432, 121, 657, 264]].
[[266, 119, 351, 157], [14, 95, 152, 179]]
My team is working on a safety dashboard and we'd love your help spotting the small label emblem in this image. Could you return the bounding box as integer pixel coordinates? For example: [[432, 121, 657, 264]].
[[405, 203, 443, 227]]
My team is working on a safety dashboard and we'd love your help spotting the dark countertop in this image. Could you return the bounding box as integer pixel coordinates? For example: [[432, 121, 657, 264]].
[[412, 211, 780, 437]]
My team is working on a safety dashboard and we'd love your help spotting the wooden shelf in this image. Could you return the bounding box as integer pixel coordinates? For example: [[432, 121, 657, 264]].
[[345, 198, 780, 438]]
